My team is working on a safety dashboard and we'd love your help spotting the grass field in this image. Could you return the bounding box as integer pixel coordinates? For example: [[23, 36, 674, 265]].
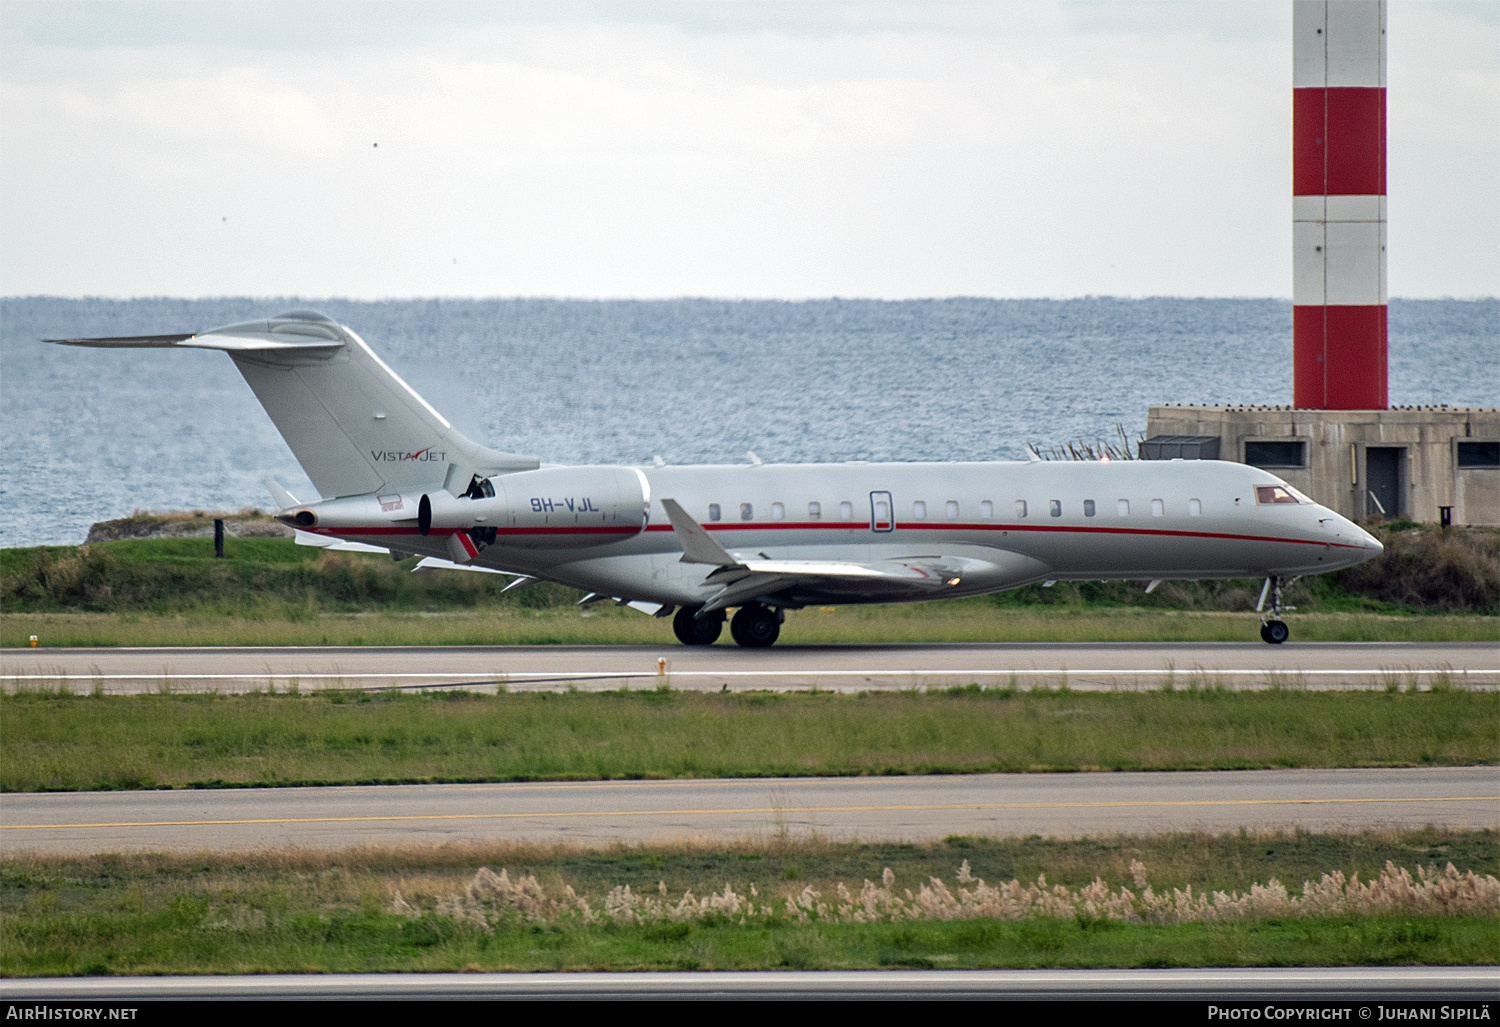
[[4, 527, 1495, 646], [2, 687, 1494, 791], [4, 830, 1494, 974], [7, 607, 1499, 648]]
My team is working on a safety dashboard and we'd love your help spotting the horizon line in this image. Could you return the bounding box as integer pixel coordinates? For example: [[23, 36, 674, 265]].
[[4, 294, 1497, 304]]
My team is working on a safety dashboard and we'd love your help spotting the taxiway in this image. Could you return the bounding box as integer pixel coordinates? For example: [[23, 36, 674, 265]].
[[3, 641, 1495, 693], [3, 767, 1494, 853]]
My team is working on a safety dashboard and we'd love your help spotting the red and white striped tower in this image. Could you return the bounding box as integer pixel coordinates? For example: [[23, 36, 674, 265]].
[[1293, 0, 1387, 409]]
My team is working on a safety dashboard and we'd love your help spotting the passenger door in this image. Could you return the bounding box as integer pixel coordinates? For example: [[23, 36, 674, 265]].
[[870, 491, 893, 532]]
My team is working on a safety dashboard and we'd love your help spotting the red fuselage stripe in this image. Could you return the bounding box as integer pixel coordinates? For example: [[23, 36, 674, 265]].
[[316, 521, 1362, 550], [313, 526, 640, 537]]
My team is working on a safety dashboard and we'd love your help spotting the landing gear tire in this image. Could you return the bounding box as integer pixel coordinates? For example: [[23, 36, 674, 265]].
[[730, 604, 781, 648], [1261, 620, 1290, 645], [673, 606, 723, 646], [1257, 574, 1296, 645]]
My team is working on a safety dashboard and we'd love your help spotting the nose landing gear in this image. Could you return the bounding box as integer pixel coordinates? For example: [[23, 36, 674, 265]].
[[1256, 575, 1296, 645], [1260, 619, 1290, 645]]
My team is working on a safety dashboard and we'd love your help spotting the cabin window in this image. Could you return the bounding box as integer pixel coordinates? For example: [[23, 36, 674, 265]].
[[1049, 499, 1062, 518], [1255, 485, 1298, 505], [839, 501, 853, 520], [946, 500, 959, 519], [1015, 500, 1027, 518], [708, 503, 721, 522], [1117, 499, 1129, 516], [913, 501, 927, 519], [771, 502, 785, 521], [980, 500, 993, 519], [1083, 500, 1095, 517], [1151, 499, 1164, 516], [1188, 498, 1201, 517], [808, 501, 821, 519], [740, 502, 754, 521]]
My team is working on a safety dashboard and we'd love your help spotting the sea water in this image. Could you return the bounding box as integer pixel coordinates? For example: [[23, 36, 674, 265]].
[[2, 296, 1494, 546]]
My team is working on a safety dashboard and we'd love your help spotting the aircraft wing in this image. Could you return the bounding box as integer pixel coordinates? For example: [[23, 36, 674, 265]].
[[696, 557, 958, 611], [295, 532, 528, 580], [412, 556, 524, 577], [294, 529, 391, 554], [659, 498, 968, 611]]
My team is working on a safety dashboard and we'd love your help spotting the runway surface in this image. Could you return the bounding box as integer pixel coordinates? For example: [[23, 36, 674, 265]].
[[4, 968, 1496, 1000], [4, 641, 1496, 693], [4, 768, 1495, 853]]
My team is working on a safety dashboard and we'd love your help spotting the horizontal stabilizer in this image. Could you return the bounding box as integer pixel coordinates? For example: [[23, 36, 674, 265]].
[[45, 333, 194, 347], [48, 332, 342, 352]]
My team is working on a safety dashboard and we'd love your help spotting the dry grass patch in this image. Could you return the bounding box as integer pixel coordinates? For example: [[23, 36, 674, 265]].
[[4, 830, 1495, 975]]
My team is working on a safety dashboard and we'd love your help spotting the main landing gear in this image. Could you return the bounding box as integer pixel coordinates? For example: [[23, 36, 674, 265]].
[[729, 603, 782, 648], [673, 606, 724, 646], [672, 604, 782, 647], [1257, 575, 1295, 645]]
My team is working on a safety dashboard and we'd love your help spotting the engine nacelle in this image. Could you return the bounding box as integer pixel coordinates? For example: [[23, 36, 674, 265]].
[[420, 466, 649, 548], [279, 492, 421, 530]]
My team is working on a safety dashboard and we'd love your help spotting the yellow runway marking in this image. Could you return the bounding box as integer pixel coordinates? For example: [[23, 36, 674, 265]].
[[4, 796, 1495, 832]]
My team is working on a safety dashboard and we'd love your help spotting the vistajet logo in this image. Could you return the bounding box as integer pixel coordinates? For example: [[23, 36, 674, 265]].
[[371, 448, 446, 463]]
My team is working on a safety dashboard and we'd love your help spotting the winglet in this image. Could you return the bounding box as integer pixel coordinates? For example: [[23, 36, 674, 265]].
[[660, 498, 739, 566], [264, 478, 299, 511]]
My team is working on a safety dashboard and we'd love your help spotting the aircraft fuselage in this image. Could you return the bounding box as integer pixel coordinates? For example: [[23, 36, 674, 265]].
[[302, 458, 1380, 609]]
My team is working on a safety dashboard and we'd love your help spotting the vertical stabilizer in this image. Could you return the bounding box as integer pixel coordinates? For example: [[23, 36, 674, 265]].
[[211, 312, 538, 498], [49, 310, 538, 500]]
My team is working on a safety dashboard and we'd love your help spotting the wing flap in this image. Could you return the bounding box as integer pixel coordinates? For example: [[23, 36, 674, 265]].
[[698, 557, 966, 611]]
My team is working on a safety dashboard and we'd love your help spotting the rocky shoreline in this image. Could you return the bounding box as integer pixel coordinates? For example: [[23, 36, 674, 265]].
[[85, 511, 294, 543]]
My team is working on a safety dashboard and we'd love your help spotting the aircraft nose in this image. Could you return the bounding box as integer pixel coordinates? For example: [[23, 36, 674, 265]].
[[1325, 515, 1382, 563]]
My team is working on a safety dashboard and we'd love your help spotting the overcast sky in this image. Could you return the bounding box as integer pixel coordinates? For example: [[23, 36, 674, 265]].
[[1, 0, 1495, 299]]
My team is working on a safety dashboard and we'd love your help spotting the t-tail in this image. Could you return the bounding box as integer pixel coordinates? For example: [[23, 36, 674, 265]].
[[48, 310, 538, 501]]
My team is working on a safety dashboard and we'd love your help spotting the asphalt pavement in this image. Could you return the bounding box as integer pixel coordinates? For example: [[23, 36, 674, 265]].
[[4, 767, 1495, 852], [4, 641, 1496, 692], [3, 968, 1497, 1000]]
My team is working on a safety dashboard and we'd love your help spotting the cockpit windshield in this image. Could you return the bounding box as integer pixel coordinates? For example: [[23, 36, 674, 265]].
[[1255, 485, 1299, 505]]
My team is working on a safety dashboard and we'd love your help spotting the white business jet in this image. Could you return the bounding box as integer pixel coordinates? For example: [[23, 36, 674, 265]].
[[51, 310, 1382, 647]]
